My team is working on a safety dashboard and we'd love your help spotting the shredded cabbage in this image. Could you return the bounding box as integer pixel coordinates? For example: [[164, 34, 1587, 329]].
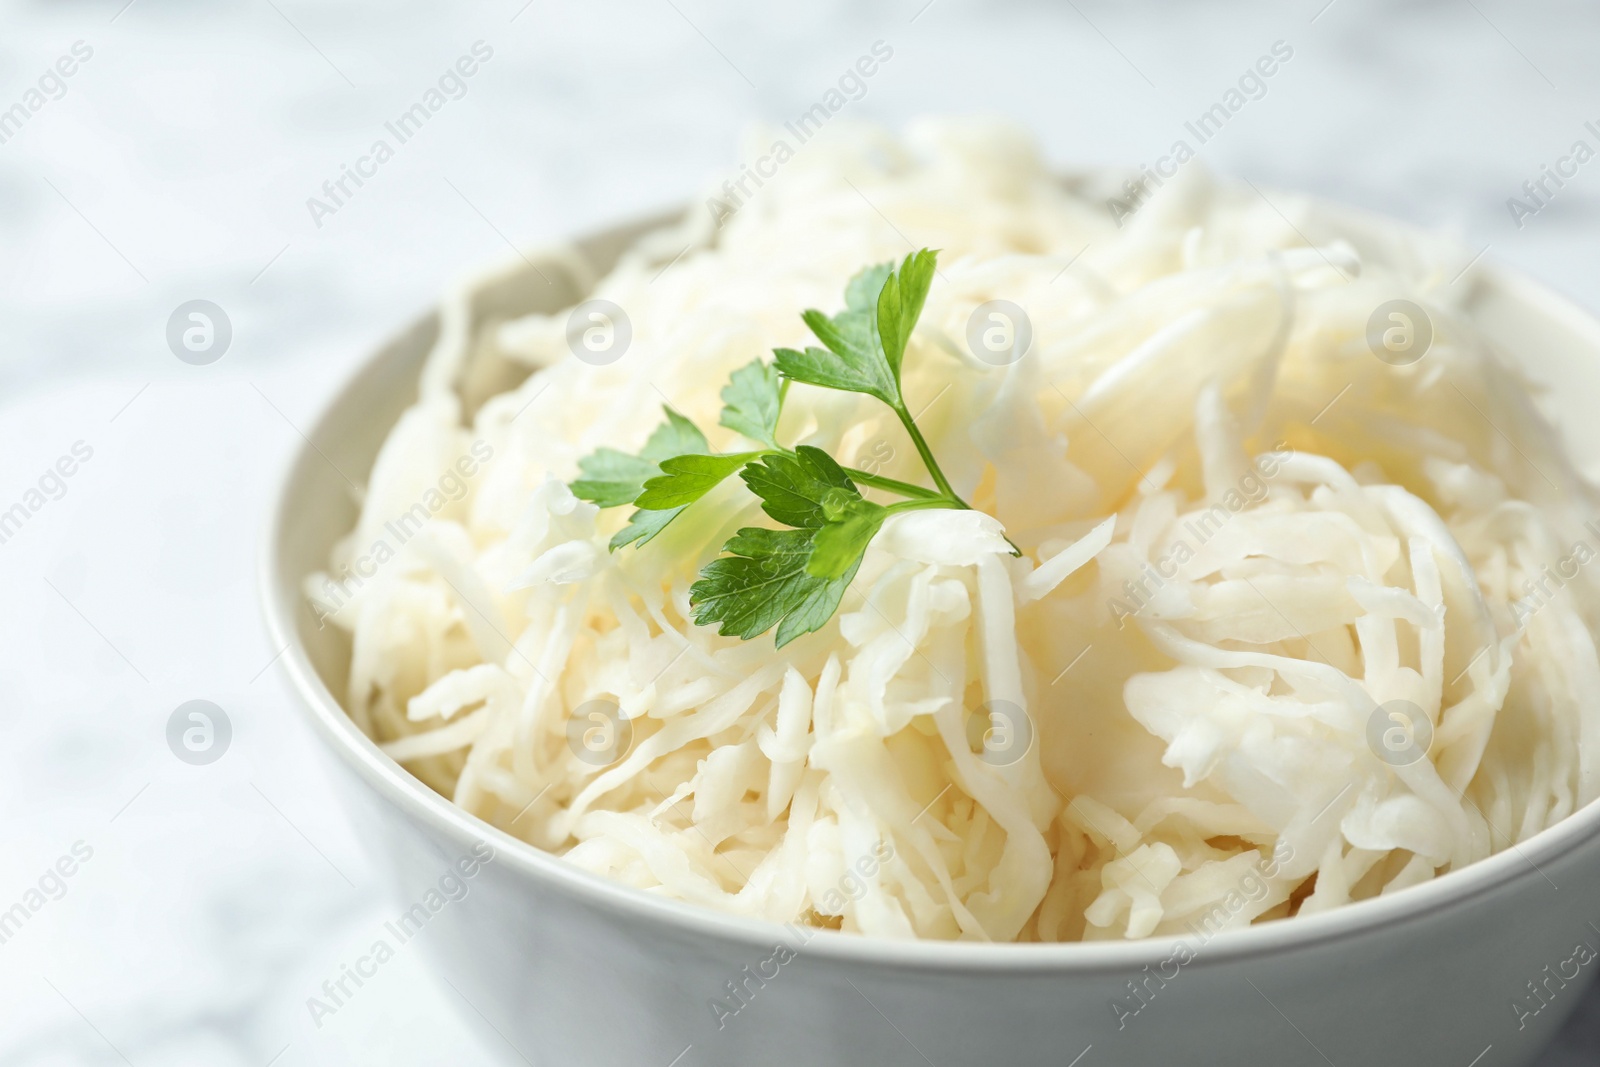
[[309, 119, 1600, 942]]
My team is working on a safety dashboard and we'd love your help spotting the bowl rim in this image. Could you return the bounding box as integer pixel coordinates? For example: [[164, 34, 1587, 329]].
[[260, 205, 1600, 974]]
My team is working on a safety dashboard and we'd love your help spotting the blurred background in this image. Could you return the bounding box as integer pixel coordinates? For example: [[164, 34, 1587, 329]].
[[2, 1, 1599, 1063]]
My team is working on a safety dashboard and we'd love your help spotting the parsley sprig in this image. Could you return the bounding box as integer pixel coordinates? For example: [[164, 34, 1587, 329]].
[[571, 249, 1000, 647]]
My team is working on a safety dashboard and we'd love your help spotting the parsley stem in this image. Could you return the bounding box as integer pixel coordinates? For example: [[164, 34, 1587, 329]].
[[884, 497, 958, 515], [845, 468, 942, 499], [890, 400, 1022, 556], [892, 401, 966, 508]]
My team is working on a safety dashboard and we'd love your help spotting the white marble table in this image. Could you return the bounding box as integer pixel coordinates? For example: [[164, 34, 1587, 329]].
[[2, 0, 1598, 1063]]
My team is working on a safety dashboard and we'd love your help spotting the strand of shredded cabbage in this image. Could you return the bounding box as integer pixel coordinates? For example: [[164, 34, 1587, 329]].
[[310, 119, 1600, 942]]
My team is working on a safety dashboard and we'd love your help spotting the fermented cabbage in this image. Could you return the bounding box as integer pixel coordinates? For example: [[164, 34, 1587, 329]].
[[309, 120, 1600, 942]]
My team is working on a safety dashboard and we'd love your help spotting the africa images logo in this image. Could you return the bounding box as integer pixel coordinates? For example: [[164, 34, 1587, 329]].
[[306, 842, 495, 1029], [305, 41, 495, 228]]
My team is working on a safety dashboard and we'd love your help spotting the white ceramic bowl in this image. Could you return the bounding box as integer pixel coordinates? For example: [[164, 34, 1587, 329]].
[[262, 202, 1600, 1067]]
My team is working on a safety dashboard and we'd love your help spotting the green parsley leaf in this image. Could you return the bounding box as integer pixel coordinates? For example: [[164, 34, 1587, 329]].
[[571, 406, 711, 507], [719, 360, 783, 446], [844, 262, 893, 314], [808, 497, 888, 580], [699, 445, 887, 626], [569, 449, 659, 509], [635, 452, 759, 510], [875, 249, 938, 384], [642, 407, 712, 461], [771, 255, 940, 405], [741, 446, 860, 529], [571, 405, 713, 546], [772, 343, 893, 404], [775, 279, 899, 402], [689, 527, 861, 647], [610, 505, 683, 550]]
